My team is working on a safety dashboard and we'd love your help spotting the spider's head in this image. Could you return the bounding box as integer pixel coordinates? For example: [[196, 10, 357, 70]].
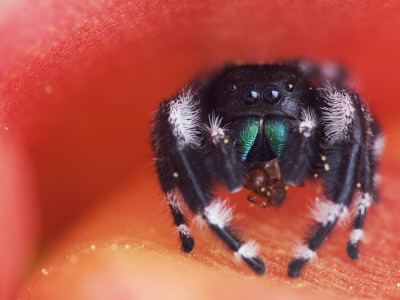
[[212, 64, 312, 121]]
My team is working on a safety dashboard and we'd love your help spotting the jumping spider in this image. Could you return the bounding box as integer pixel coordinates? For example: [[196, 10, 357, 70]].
[[151, 60, 383, 277]]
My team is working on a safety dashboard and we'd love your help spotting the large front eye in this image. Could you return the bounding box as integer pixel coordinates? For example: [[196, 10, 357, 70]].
[[241, 88, 260, 106], [262, 87, 281, 105]]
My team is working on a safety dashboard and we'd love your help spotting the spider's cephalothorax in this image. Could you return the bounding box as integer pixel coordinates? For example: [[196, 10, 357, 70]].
[[151, 61, 383, 277]]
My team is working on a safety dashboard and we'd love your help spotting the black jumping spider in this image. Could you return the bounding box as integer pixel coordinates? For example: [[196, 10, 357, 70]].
[[151, 60, 383, 277]]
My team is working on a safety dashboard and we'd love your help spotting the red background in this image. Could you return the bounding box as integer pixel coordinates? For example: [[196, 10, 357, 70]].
[[0, 0, 399, 299]]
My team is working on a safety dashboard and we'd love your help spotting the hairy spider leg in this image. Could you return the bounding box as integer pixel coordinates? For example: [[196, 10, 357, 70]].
[[152, 91, 265, 274], [347, 121, 383, 259], [151, 91, 204, 253], [203, 113, 265, 274], [202, 112, 245, 192], [152, 135, 195, 253], [279, 108, 319, 187], [166, 190, 195, 252], [204, 199, 266, 274], [288, 143, 359, 278], [287, 84, 374, 278]]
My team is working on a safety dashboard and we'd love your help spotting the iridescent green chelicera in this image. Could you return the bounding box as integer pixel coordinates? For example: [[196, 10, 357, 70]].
[[235, 117, 260, 161], [234, 117, 289, 160], [264, 119, 289, 158]]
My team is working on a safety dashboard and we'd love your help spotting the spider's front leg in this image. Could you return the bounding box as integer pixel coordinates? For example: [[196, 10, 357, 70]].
[[152, 89, 266, 274], [279, 108, 320, 187], [152, 90, 204, 253], [346, 120, 383, 259], [287, 83, 379, 278]]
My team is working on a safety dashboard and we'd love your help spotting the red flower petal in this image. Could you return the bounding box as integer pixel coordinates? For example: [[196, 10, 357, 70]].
[[0, 137, 38, 300], [1, 0, 400, 299]]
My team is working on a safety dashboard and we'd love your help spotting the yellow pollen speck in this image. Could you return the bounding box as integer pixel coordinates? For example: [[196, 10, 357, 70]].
[[356, 182, 362, 188], [41, 268, 48, 276], [173, 172, 179, 178], [314, 173, 318, 178], [324, 163, 330, 171], [284, 185, 289, 191], [321, 155, 327, 161], [260, 187, 266, 192], [90, 244, 96, 250], [223, 138, 229, 144], [266, 191, 271, 196]]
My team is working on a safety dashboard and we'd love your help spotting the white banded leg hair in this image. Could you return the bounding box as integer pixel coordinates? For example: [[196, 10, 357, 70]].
[[203, 198, 265, 274], [166, 190, 195, 253], [288, 199, 348, 277], [347, 192, 372, 259]]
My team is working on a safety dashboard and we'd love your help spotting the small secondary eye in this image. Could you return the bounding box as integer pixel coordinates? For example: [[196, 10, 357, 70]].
[[241, 89, 259, 106], [284, 81, 295, 92], [227, 83, 238, 93], [263, 87, 281, 105]]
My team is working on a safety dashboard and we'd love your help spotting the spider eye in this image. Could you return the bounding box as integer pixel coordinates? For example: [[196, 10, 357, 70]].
[[262, 87, 281, 105], [227, 83, 238, 93], [284, 81, 295, 92], [241, 89, 259, 106]]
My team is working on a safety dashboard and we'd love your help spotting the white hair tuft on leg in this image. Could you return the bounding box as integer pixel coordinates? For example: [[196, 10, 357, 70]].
[[178, 224, 192, 238], [168, 88, 202, 148], [166, 190, 181, 211], [293, 244, 317, 261], [355, 193, 372, 216], [299, 108, 318, 138], [349, 229, 364, 245], [204, 198, 234, 228], [204, 112, 226, 144], [319, 83, 355, 145], [237, 240, 260, 259], [309, 198, 345, 226], [372, 133, 386, 160]]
